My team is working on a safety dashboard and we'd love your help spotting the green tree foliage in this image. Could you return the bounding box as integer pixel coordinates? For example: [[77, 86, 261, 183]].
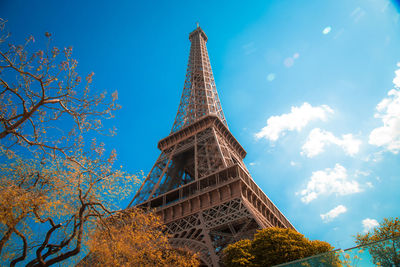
[[355, 217, 400, 267], [222, 239, 254, 267], [223, 227, 336, 267]]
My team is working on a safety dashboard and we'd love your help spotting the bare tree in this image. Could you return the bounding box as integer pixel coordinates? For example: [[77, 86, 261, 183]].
[[0, 18, 139, 266]]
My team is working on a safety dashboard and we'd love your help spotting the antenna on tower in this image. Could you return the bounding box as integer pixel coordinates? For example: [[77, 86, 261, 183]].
[[196, 22, 199, 28]]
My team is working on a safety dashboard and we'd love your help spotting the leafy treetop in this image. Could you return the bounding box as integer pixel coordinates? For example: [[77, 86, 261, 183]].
[[223, 227, 336, 267], [355, 217, 400, 267]]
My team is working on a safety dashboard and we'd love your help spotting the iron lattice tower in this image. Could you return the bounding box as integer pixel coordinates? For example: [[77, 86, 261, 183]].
[[129, 26, 295, 266]]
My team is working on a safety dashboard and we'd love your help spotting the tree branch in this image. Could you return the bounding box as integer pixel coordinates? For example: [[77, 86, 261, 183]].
[[10, 228, 27, 267]]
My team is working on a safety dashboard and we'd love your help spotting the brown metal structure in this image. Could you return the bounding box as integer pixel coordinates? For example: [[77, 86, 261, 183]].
[[128, 26, 295, 266]]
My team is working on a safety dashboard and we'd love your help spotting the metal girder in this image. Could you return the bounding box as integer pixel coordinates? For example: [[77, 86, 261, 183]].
[[171, 27, 227, 133], [164, 199, 260, 266], [127, 26, 295, 266]]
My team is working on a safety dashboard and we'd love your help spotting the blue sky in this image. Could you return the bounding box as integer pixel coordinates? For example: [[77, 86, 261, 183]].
[[1, 0, 399, 249]]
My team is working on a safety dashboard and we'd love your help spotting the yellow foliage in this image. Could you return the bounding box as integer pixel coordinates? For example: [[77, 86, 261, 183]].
[[355, 217, 400, 266], [86, 209, 200, 267], [0, 144, 142, 265], [0, 19, 134, 266]]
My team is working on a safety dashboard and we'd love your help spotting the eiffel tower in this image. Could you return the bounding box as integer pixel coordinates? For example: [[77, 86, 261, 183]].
[[128, 25, 295, 266]]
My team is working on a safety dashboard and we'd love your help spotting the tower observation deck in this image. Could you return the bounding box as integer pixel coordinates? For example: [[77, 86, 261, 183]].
[[128, 26, 295, 267]]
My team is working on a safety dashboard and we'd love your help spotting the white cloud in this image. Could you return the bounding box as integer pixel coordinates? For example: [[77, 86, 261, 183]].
[[255, 103, 333, 141], [320, 205, 347, 222], [301, 128, 362, 157], [362, 218, 379, 233], [354, 170, 370, 177], [249, 162, 256, 166], [322, 26, 332, 35], [364, 151, 383, 162], [394, 68, 400, 87], [290, 161, 298, 166], [369, 63, 400, 153], [299, 164, 362, 203]]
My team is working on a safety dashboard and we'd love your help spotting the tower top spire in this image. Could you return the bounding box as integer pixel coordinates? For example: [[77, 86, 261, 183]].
[[171, 27, 226, 133], [189, 25, 208, 42]]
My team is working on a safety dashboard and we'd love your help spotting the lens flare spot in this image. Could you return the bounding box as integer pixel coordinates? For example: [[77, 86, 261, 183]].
[[284, 57, 294, 67], [267, 73, 276, 82], [322, 26, 331, 35]]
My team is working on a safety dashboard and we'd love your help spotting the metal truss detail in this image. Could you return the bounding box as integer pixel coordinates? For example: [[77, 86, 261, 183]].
[[202, 199, 251, 229], [127, 26, 295, 266], [171, 27, 227, 133], [129, 151, 171, 206], [165, 214, 200, 234], [131, 126, 232, 204], [163, 199, 262, 266]]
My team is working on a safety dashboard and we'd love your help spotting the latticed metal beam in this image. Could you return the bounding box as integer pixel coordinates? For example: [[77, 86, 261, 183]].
[[128, 26, 295, 266], [171, 27, 227, 133]]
